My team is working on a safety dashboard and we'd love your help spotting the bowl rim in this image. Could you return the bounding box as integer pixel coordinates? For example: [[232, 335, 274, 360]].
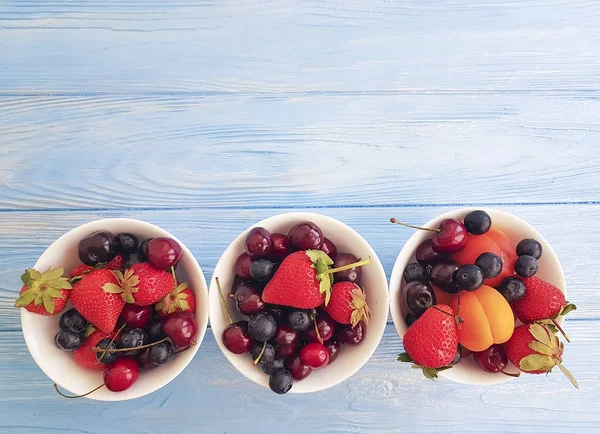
[[21, 217, 209, 401], [208, 211, 390, 393], [388, 207, 566, 385]]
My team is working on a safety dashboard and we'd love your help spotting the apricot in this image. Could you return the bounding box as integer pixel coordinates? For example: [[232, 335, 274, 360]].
[[432, 284, 456, 306], [450, 285, 514, 352], [486, 228, 518, 287]]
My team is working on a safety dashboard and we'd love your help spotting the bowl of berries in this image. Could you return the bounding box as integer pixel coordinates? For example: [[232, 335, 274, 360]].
[[15, 218, 209, 401], [389, 208, 578, 387], [209, 212, 388, 394]]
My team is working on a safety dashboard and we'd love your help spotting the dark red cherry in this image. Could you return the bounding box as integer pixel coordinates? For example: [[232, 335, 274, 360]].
[[287, 222, 324, 251], [320, 238, 338, 259], [432, 219, 468, 254], [272, 325, 300, 358], [338, 321, 367, 345], [332, 253, 363, 284], [222, 320, 253, 354], [245, 227, 272, 258], [235, 253, 253, 279], [120, 304, 152, 329], [104, 358, 139, 392], [300, 342, 329, 369], [325, 340, 340, 364], [285, 353, 312, 381], [303, 311, 336, 343], [147, 237, 183, 269], [230, 283, 264, 316], [269, 233, 290, 261], [162, 311, 198, 348]]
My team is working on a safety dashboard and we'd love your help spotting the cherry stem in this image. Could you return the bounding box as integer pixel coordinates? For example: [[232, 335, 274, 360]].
[[552, 319, 571, 343], [215, 277, 234, 324], [97, 323, 127, 363], [390, 218, 440, 233], [54, 383, 105, 399], [499, 368, 521, 378], [170, 266, 178, 285], [312, 314, 324, 344], [253, 341, 267, 365], [173, 342, 197, 355], [319, 257, 372, 277], [91, 336, 169, 353]]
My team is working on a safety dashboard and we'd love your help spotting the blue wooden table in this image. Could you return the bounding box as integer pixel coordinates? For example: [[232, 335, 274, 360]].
[[1, 1, 599, 432]]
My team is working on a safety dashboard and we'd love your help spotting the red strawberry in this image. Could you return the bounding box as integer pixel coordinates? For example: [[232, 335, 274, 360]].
[[155, 282, 196, 317], [262, 250, 334, 309], [504, 324, 578, 388], [71, 269, 126, 332], [122, 263, 175, 306], [398, 304, 458, 377], [74, 329, 116, 370], [106, 254, 124, 270], [70, 264, 94, 278], [324, 281, 371, 327], [14, 268, 71, 315], [512, 276, 576, 341]]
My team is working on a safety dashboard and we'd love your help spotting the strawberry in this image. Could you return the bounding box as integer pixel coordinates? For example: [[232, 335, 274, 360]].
[[398, 304, 458, 378], [155, 282, 195, 317], [504, 323, 578, 388], [262, 250, 334, 309], [74, 329, 116, 370], [324, 281, 371, 327], [118, 263, 175, 306], [70, 269, 126, 332], [512, 276, 576, 341], [106, 254, 124, 270], [70, 264, 94, 278], [14, 268, 72, 315]]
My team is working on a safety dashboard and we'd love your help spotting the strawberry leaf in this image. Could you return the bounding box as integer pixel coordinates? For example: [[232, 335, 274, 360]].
[[529, 323, 553, 347], [306, 250, 334, 306], [85, 324, 96, 338], [103, 283, 124, 294], [178, 298, 190, 311], [397, 352, 413, 362], [21, 270, 32, 287], [561, 303, 577, 316], [529, 341, 553, 356], [28, 269, 42, 281], [556, 363, 579, 389], [520, 354, 555, 372], [14, 289, 36, 308], [42, 295, 56, 314], [43, 268, 65, 281]]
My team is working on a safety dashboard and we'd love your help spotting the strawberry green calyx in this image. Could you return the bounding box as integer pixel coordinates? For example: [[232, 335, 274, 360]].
[[156, 282, 191, 315], [397, 353, 452, 380], [539, 302, 577, 343], [305, 250, 335, 305], [15, 268, 72, 314], [102, 269, 139, 304], [521, 324, 578, 388], [349, 287, 371, 327]]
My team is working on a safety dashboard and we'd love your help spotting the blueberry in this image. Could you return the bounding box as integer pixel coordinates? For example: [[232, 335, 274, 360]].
[[148, 341, 174, 365], [251, 342, 275, 365], [139, 238, 153, 260], [269, 369, 293, 394], [454, 265, 484, 291], [59, 308, 88, 333], [146, 318, 166, 342], [119, 328, 148, 356], [496, 277, 526, 302], [123, 250, 146, 269], [475, 252, 503, 279], [248, 312, 277, 341], [514, 255, 538, 278], [405, 313, 418, 327], [403, 262, 429, 283], [249, 258, 276, 282], [516, 238, 542, 259], [288, 310, 311, 331], [464, 210, 492, 235], [262, 357, 285, 375], [55, 329, 84, 351], [115, 233, 139, 254], [95, 338, 118, 364]]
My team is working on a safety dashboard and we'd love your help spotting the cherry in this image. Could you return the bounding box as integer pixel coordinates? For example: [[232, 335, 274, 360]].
[[272, 325, 300, 358], [104, 358, 139, 392], [245, 227, 272, 258], [147, 237, 183, 269], [338, 321, 367, 345], [285, 353, 312, 380], [230, 283, 264, 316], [430, 261, 460, 294], [332, 253, 363, 284], [269, 233, 290, 261], [78, 231, 117, 266], [415, 239, 439, 265], [459, 344, 472, 358], [473, 344, 518, 377], [222, 321, 253, 354], [287, 221, 324, 251], [404, 281, 436, 317], [120, 304, 152, 329], [235, 253, 253, 280], [325, 340, 340, 364], [162, 311, 198, 348], [304, 311, 336, 343], [390, 218, 468, 254], [300, 342, 329, 369], [320, 238, 338, 259]]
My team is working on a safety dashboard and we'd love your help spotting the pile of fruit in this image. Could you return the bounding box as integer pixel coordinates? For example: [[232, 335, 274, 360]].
[[393, 210, 578, 387], [14, 231, 199, 396], [219, 221, 372, 394]]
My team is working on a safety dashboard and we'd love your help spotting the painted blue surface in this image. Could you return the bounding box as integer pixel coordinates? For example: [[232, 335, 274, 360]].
[[1, 1, 599, 432]]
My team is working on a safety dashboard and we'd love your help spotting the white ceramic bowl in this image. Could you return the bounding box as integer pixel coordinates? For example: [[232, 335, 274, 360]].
[[209, 212, 389, 393], [389, 208, 567, 385], [21, 218, 209, 401]]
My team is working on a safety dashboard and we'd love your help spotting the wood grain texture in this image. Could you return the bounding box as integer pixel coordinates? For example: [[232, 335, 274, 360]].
[[0, 0, 599, 94], [0, 321, 597, 433], [1, 93, 600, 210]]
